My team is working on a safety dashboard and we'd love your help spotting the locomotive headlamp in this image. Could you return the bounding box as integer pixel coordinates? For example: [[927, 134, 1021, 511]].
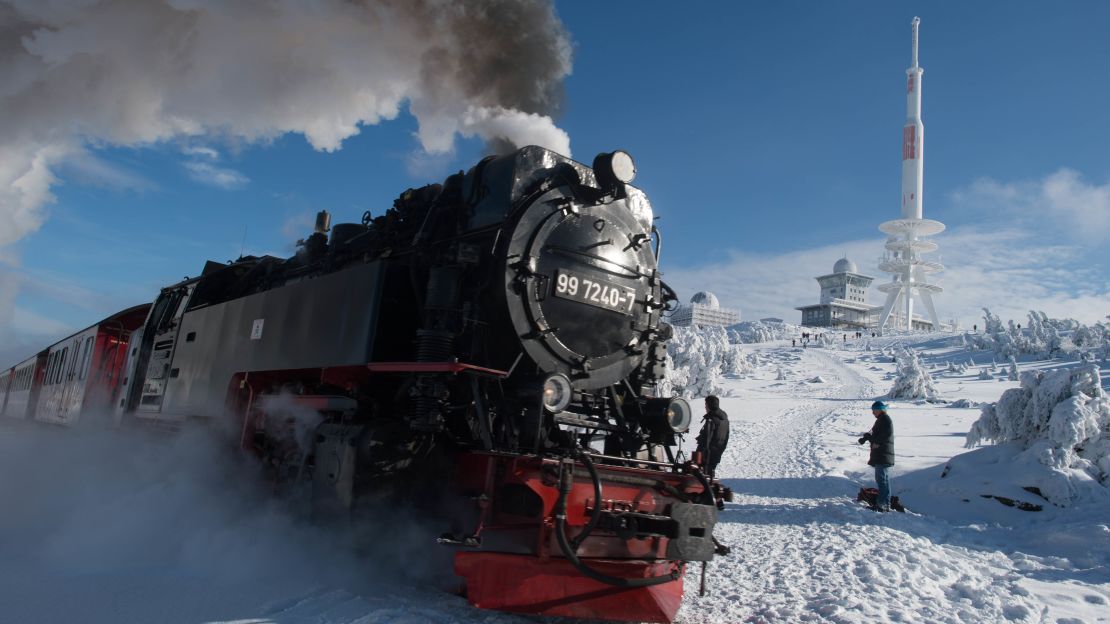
[[592, 150, 636, 190], [541, 373, 573, 413], [640, 397, 692, 435]]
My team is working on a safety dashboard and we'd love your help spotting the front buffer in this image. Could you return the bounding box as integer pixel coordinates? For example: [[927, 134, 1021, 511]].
[[451, 452, 720, 623]]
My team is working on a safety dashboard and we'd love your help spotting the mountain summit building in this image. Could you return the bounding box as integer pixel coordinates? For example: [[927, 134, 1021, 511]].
[[795, 258, 879, 330], [668, 291, 740, 328]]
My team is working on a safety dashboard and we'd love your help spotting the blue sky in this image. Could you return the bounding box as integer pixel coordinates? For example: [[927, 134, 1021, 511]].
[[2, 1, 1108, 364]]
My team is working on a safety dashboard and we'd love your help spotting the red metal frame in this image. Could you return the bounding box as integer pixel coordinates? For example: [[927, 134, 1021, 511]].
[[451, 452, 704, 622], [456, 552, 684, 623]]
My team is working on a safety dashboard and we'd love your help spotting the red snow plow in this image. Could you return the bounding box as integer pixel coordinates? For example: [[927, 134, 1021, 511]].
[[451, 451, 727, 623]]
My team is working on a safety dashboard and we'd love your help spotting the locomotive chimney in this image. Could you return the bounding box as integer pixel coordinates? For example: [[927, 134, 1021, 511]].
[[314, 211, 332, 234]]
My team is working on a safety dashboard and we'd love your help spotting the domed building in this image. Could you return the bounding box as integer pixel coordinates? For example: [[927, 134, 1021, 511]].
[[668, 291, 740, 328], [794, 257, 880, 330]]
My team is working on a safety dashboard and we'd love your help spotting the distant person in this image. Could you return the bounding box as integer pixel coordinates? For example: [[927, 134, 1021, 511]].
[[696, 395, 730, 478], [973, 324, 978, 332], [792, 338, 796, 347], [858, 401, 895, 511]]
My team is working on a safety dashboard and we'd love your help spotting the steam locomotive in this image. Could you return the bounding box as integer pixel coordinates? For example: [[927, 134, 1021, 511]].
[[0, 146, 728, 623]]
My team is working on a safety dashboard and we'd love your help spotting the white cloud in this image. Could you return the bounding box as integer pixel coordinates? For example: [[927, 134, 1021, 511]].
[[950, 168, 1110, 243], [664, 225, 1108, 328], [180, 144, 249, 189], [58, 150, 156, 192], [667, 169, 1110, 329], [181, 146, 220, 160], [184, 160, 249, 190]]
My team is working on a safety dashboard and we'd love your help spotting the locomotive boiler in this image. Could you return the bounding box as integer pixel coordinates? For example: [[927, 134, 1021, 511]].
[[2, 146, 728, 623]]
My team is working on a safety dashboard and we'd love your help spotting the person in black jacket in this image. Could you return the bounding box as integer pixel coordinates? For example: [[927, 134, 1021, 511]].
[[696, 395, 730, 478], [859, 400, 895, 511]]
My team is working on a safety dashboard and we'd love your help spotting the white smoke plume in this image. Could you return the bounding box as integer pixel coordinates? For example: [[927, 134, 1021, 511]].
[[0, 0, 574, 247]]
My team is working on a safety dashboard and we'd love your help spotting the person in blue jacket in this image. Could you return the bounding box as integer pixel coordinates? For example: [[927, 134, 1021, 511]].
[[859, 400, 895, 511]]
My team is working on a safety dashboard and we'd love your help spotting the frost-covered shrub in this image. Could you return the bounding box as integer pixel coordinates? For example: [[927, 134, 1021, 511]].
[[966, 364, 1110, 503], [727, 320, 804, 344], [1007, 356, 1019, 382], [887, 348, 938, 400], [972, 308, 1109, 361], [978, 368, 992, 380], [658, 326, 750, 398]]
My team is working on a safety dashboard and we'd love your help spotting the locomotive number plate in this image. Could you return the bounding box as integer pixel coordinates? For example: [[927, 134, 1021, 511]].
[[553, 269, 636, 314]]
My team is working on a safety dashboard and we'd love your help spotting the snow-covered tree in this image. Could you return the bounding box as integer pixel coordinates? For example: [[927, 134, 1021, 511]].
[[658, 326, 751, 398], [887, 348, 939, 400], [966, 364, 1110, 503], [727, 320, 797, 344], [973, 309, 1109, 362]]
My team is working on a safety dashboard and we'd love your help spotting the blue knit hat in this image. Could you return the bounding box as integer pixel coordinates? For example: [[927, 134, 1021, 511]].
[[871, 401, 888, 411]]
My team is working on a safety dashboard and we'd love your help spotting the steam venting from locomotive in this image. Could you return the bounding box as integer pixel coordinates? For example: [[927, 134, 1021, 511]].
[[0, 0, 572, 249]]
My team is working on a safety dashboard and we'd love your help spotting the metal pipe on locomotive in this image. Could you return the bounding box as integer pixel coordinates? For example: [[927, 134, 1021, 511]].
[[4, 146, 729, 623]]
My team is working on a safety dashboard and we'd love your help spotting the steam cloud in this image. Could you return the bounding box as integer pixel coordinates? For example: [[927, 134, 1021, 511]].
[[0, 425, 464, 622], [0, 0, 574, 247]]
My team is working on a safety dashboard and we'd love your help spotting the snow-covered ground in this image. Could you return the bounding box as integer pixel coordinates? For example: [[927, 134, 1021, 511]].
[[1, 333, 1108, 623]]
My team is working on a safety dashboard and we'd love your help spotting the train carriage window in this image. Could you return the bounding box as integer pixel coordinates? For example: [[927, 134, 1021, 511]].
[[79, 336, 95, 380], [45, 353, 57, 386], [56, 347, 68, 384], [65, 346, 77, 382]]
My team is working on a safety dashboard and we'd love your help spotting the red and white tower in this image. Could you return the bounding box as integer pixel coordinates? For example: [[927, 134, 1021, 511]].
[[877, 17, 944, 332]]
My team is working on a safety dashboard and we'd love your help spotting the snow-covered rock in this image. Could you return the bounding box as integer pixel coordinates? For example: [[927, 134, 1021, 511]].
[[948, 398, 980, 408]]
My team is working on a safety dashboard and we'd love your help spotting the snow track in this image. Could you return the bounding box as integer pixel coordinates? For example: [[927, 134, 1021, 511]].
[[681, 347, 1046, 624]]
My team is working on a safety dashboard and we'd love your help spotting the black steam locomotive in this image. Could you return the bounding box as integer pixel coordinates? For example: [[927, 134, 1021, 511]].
[[4, 146, 727, 622]]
